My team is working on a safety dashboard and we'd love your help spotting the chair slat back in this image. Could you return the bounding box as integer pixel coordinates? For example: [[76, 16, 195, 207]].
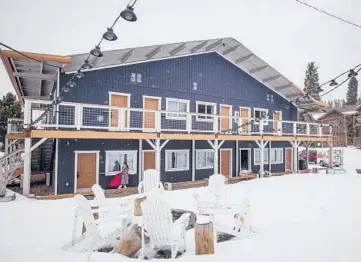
[[208, 174, 226, 195], [74, 194, 97, 235], [143, 169, 161, 194], [141, 197, 173, 243], [92, 184, 106, 201]]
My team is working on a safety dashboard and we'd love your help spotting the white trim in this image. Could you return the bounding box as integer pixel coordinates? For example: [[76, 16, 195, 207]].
[[254, 148, 269, 165], [74, 151, 100, 193], [195, 149, 215, 170], [54, 139, 59, 195], [139, 139, 142, 183], [192, 140, 195, 181], [270, 148, 284, 164], [109, 92, 131, 129], [165, 98, 190, 120], [105, 150, 138, 176], [165, 149, 190, 172], [273, 110, 283, 120], [195, 101, 217, 122], [253, 107, 269, 126], [220, 148, 233, 176], [239, 148, 252, 172], [142, 149, 156, 175]]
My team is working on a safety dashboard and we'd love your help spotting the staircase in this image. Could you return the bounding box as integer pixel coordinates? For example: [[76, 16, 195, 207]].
[[0, 148, 24, 195], [31, 139, 55, 173]]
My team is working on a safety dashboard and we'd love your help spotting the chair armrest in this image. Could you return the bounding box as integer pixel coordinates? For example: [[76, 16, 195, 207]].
[[138, 182, 144, 194], [158, 182, 165, 191], [173, 213, 190, 229]]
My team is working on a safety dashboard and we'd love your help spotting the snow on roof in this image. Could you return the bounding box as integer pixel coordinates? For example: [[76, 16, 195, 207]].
[[310, 112, 326, 120]]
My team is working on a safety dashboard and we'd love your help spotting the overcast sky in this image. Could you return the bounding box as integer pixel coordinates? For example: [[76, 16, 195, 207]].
[[1, 0, 360, 101]]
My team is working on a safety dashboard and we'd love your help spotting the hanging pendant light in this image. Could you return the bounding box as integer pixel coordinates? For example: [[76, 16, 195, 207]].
[[62, 86, 70, 93], [56, 96, 63, 103], [81, 60, 92, 70], [317, 87, 324, 92], [103, 28, 118, 41], [120, 5, 137, 22], [74, 70, 84, 79], [67, 81, 76, 88], [329, 79, 338, 86], [90, 45, 103, 57], [348, 69, 358, 78]]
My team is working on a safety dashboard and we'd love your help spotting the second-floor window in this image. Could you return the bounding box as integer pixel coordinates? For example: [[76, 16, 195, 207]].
[[130, 73, 142, 83], [253, 108, 268, 125], [166, 98, 189, 120], [196, 101, 216, 121]]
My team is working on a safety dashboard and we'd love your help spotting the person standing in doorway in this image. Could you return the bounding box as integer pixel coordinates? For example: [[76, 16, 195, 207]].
[[119, 162, 129, 188]]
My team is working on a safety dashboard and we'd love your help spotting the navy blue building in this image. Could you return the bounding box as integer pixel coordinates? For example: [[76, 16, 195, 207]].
[[2, 38, 329, 195]]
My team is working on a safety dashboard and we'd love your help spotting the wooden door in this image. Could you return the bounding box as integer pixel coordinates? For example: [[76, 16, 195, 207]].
[[220, 106, 230, 132], [77, 153, 97, 189], [143, 151, 156, 171], [285, 148, 292, 171], [143, 98, 159, 129], [240, 108, 249, 132], [110, 94, 128, 128], [221, 150, 231, 177], [273, 112, 280, 134]]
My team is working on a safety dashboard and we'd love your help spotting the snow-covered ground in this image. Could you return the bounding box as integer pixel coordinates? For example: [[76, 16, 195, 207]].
[[1, 147, 361, 262]]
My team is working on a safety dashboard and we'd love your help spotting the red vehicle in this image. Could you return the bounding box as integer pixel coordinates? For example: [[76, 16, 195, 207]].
[[298, 150, 318, 163]]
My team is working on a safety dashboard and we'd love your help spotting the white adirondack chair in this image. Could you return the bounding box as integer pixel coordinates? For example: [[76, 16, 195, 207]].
[[63, 194, 128, 252], [140, 197, 190, 259], [193, 174, 230, 213], [91, 184, 133, 220], [138, 169, 164, 195]]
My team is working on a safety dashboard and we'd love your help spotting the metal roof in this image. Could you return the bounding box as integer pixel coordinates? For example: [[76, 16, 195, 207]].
[[1, 37, 326, 109]]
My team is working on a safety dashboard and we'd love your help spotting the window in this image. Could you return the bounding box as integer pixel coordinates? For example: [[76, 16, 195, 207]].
[[136, 73, 142, 83], [106, 151, 137, 175], [196, 150, 214, 169], [130, 73, 136, 83], [165, 150, 189, 171], [271, 148, 283, 164], [166, 98, 189, 120], [196, 101, 216, 121], [254, 148, 268, 165], [253, 108, 268, 125]]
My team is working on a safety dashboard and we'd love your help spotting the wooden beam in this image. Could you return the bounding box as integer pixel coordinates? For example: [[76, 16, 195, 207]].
[[5, 133, 24, 140], [13, 72, 57, 81], [1, 50, 71, 64], [26, 129, 330, 142]]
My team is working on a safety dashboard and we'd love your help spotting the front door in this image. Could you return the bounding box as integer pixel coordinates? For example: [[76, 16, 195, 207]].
[[285, 148, 292, 171], [143, 151, 156, 171], [240, 108, 250, 133], [143, 97, 159, 129], [273, 112, 281, 135], [110, 94, 129, 129], [221, 149, 232, 177], [220, 106, 231, 132], [77, 153, 97, 190]]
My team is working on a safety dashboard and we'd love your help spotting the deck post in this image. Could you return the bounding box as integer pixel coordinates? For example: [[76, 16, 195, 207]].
[[192, 140, 195, 181], [23, 137, 31, 196], [328, 139, 333, 169], [290, 141, 301, 173], [214, 139, 219, 174], [255, 140, 268, 178], [235, 141, 239, 177], [155, 138, 161, 171]]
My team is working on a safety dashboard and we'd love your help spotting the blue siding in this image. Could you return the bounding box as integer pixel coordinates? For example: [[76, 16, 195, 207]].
[[60, 53, 297, 121]]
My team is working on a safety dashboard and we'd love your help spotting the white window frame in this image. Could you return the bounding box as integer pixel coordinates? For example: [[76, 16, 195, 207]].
[[254, 148, 269, 165], [136, 73, 142, 83], [130, 72, 136, 82], [196, 101, 217, 122], [105, 150, 138, 176], [165, 149, 190, 172], [253, 108, 269, 126], [271, 148, 283, 164], [165, 98, 190, 120], [196, 149, 214, 169]]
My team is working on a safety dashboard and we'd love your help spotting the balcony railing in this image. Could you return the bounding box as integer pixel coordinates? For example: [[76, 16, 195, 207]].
[[9, 99, 331, 137], [7, 118, 24, 134]]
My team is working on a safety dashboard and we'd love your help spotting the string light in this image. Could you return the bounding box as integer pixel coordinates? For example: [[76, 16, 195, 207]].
[[0, 0, 140, 127]]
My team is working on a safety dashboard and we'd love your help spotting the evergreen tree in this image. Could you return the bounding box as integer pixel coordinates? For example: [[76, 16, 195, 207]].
[[346, 76, 358, 105], [304, 62, 321, 101], [0, 93, 23, 146]]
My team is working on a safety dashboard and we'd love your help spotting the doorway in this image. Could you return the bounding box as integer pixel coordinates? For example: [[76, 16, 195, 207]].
[[285, 148, 292, 172], [143, 96, 160, 130], [75, 151, 99, 192], [109, 92, 130, 129], [240, 148, 251, 172], [220, 148, 232, 177], [220, 105, 232, 132]]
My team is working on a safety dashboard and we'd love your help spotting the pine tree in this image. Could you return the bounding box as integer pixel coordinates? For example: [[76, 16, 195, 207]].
[[304, 62, 321, 101], [0, 92, 22, 146], [346, 76, 358, 105]]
